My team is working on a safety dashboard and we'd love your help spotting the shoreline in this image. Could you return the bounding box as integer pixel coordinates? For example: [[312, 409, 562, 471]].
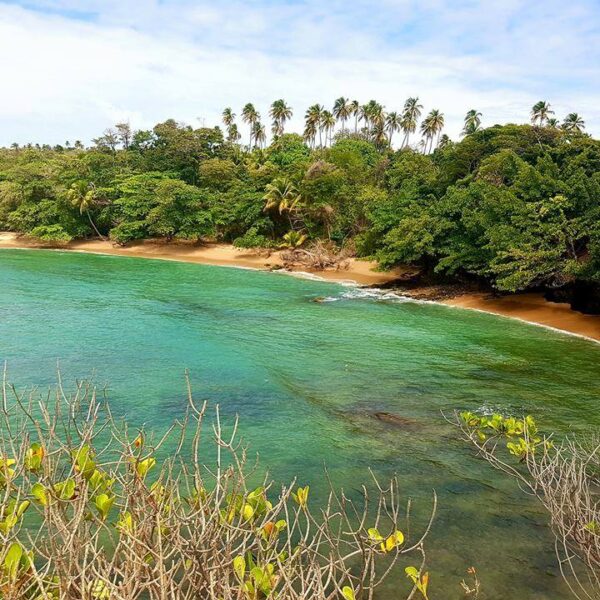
[[1, 232, 599, 342]]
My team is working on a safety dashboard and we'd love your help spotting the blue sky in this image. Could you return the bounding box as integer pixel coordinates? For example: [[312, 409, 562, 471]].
[[1, 0, 599, 145]]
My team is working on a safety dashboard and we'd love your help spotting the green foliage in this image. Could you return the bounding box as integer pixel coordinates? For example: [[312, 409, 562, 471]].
[[459, 412, 550, 459], [1, 121, 599, 294], [233, 227, 273, 249]]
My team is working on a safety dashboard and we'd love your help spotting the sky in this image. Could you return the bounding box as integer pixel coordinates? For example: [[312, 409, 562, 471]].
[[0, 0, 599, 146]]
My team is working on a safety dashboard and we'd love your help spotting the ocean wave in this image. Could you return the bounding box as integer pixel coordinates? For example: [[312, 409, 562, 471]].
[[318, 287, 423, 304]]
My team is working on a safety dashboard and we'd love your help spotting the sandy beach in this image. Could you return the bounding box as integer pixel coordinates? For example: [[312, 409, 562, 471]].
[[1, 232, 599, 342]]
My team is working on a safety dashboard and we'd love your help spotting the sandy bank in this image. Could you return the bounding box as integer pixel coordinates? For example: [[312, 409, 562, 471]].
[[2, 232, 599, 342], [0, 232, 402, 286], [445, 292, 600, 342]]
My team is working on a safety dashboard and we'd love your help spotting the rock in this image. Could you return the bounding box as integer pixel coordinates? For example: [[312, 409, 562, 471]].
[[545, 281, 600, 315], [373, 412, 420, 429]]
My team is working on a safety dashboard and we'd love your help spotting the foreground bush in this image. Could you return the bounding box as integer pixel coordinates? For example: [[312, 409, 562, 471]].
[[0, 376, 436, 599], [455, 412, 599, 600]]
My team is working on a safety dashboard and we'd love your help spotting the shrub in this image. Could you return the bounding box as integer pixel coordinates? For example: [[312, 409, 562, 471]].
[[0, 376, 436, 599], [233, 227, 273, 249], [455, 412, 600, 600]]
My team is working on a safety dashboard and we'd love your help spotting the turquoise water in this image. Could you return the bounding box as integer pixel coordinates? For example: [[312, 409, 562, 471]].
[[1, 249, 599, 598]]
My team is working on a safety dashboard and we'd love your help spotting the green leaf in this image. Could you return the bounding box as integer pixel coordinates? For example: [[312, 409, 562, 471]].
[[95, 493, 115, 520], [342, 585, 355, 600], [4, 542, 23, 580], [233, 555, 246, 581]]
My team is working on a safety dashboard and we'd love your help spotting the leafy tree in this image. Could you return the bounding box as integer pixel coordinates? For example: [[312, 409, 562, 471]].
[[146, 179, 212, 241]]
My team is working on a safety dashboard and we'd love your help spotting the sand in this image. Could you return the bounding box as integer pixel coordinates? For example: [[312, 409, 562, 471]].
[[2, 232, 599, 342]]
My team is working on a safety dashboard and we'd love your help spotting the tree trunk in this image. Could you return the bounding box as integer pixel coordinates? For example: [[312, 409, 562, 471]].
[[87, 210, 106, 241]]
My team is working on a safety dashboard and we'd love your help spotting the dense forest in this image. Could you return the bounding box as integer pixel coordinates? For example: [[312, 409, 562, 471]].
[[1, 99, 599, 305]]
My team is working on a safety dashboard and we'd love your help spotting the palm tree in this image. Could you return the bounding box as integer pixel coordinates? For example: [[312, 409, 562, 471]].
[[360, 100, 384, 136], [359, 104, 371, 134], [263, 179, 302, 229], [67, 181, 105, 240], [562, 113, 585, 132], [372, 122, 388, 150], [547, 118, 560, 129], [227, 123, 241, 143], [242, 103, 260, 148], [281, 230, 307, 249], [321, 110, 336, 146], [462, 109, 482, 136], [252, 122, 267, 149], [420, 116, 434, 154], [350, 100, 360, 133], [369, 101, 385, 130], [429, 109, 445, 150], [269, 100, 293, 137], [222, 108, 235, 129], [306, 104, 325, 147], [333, 97, 352, 132], [400, 97, 423, 148], [438, 134, 451, 149], [303, 121, 317, 149], [385, 112, 402, 146], [420, 109, 444, 153], [531, 101, 554, 126], [222, 108, 241, 143]]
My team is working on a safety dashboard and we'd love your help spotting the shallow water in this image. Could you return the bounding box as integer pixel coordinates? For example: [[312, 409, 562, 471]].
[[1, 249, 599, 598]]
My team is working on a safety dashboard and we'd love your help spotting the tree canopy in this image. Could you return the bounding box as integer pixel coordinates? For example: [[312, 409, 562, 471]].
[[1, 102, 599, 295]]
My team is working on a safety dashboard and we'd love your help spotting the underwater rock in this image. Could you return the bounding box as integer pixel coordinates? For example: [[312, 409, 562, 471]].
[[373, 412, 420, 429]]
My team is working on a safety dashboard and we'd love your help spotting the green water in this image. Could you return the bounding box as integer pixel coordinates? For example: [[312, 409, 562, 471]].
[[1, 249, 599, 598]]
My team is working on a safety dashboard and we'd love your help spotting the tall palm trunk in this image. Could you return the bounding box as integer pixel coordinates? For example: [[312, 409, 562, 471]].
[[86, 210, 106, 241]]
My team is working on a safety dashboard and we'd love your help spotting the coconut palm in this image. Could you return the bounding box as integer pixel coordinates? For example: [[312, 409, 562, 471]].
[[420, 116, 435, 154], [269, 100, 293, 137], [223, 108, 241, 143], [350, 100, 360, 133], [400, 97, 423, 148], [438, 134, 451, 149], [281, 230, 307, 249], [360, 100, 384, 135], [429, 109, 445, 149], [420, 109, 444, 153], [531, 101, 554, 126], [263, 179, 302, 230], [546, 118, 560, 129], [462, 109, 482, 136], [321, 110, 337, 146], [242, 103, 260, 148], [372, 122, 388, 150], [369, 101, 385, 130], [306, 104, 325, 147], [562, 113, 585, 132], [67, 181, 105, 240], [222, 108, 235, 129], [333, 97, 352, 132], [385, 112, 402, 146], [358, 104, 373, 134], [303, 121, 318, 148], [252, 122, 267, 149], [227, 123, 241, 143]]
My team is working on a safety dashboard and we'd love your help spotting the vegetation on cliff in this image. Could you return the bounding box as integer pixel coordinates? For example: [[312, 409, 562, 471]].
[[1, 100, 598, 295]]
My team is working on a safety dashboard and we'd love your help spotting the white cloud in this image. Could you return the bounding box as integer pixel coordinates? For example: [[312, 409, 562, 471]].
[[0, 0, 598, 145]]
